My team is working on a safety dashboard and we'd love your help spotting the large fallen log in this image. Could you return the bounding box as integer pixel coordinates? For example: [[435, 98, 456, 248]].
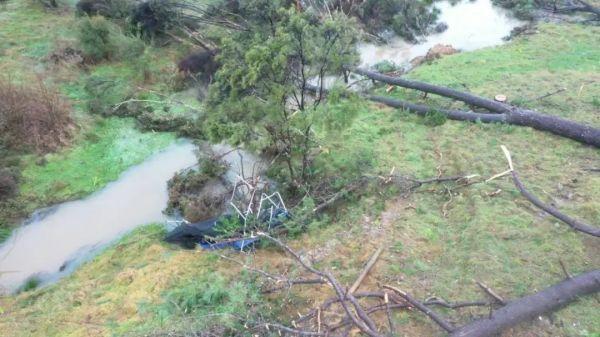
[[352, 68, 600, 148], [550, 0, 600, 18], [450, 269, 600, 337], [354, 68, 512, 114]]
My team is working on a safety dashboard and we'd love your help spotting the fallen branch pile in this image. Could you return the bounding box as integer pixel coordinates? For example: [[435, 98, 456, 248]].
[[221, 233, 599, 337], [219, 145, 599, 335], [350, 68, 600, 148]]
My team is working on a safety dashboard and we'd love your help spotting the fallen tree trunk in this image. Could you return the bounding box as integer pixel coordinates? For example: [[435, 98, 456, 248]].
[[354, 68, 512, 113], [352, 68, 600, 148], [450, 269, 600, 337], [551, 0, 600, 18]]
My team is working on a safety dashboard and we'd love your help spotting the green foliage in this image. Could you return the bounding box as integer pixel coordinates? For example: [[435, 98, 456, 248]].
[[373, 60, 401, 73], [492, 0, 537, 19], [75, 0, 133, 20], [143, 273, 262, 332], [130, 0, 182, 39], [422, 110, 447, 126], [205, 6, 360, 186], [77, 16, 144, 62], [84, 74, 133, 115], [212, 215, 244, 237], [198, 156, 228, 178], [355, 0, 440, 42], [0, 226, 11, 243], [165, 156, 228, 222], [18, 276, 41, 293]]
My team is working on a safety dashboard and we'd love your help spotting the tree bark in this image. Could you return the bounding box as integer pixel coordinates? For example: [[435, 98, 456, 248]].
[[450, 269, 600, 337], [353, 68, 512, 113], [352, 68, 600, 148]]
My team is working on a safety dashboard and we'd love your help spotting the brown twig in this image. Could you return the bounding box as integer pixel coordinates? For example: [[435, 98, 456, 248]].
[[349, 246, 384, 294], [475, 280, 507, 306], [383, 285, 455, 332], [257, 233, 385, 337], [559, 259, 573, 280]]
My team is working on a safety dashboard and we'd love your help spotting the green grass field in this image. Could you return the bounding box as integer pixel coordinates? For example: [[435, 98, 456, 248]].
[[0, 2, 598, 337]]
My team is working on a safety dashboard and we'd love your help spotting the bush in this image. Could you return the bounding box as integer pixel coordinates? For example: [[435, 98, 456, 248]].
[[373, 60, 400, 73], [0, 77, 73, 153], [423, 110, 448, 126], [77, 16, 144, 62], [355, 0, 440, 42], [492, 0, 537, 19], [76, 0, 133, 19], [0, 168, 17, 201], [84, 75, 134, 115], [130, 0, 181, 39], [35, 0, 59, 8]]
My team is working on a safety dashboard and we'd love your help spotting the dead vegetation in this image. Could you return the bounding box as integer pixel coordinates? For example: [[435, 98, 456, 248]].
[[0, 168, 18, 201], [0, 77, 73, 153], [166, 154, 229, 222], [213, 231, 599, 337]]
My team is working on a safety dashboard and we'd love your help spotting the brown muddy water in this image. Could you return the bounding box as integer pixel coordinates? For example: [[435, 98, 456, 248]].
[[0, 141, 260, 294], [359, 0, 525, 67]]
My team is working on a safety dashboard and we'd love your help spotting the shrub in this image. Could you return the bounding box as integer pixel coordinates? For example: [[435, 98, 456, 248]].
[[0, 168, 17, 201], [355, 0, 440, 42], [423, 110, 448, 126], [84, 75, 134, 115], [0, 77, 73, 153], [492, 0, 537, 19], [130, 0, 182, 39], [373, 60, 400, 73], [166, 158, 229, 222], [19, 276, 41, 293], [35, 0, 59, 8], [77, 16, 144, 62], [76, 0, 133, 19]]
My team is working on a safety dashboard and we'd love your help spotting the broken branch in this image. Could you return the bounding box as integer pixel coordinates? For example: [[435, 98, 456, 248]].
[[500, 145, 600, 237], [384, 285, 455, 332]]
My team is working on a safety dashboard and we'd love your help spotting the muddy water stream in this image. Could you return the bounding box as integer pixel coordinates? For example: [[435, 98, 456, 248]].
[[359, 0, 524, 67], [0, 141, 260, 293]]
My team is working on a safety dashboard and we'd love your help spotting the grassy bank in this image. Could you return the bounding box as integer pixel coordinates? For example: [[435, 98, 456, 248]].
[[0, 21, 597, 337], [0, 1, 187, 236]]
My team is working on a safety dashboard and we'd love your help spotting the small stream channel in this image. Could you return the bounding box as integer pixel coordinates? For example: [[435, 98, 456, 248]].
[[0, 141, 260, 294], [359, 0, 524, 67], [0, 0, 525, 294]]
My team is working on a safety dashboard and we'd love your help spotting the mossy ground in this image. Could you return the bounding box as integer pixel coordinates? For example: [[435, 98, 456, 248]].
[[0, 3, 598, 337]]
